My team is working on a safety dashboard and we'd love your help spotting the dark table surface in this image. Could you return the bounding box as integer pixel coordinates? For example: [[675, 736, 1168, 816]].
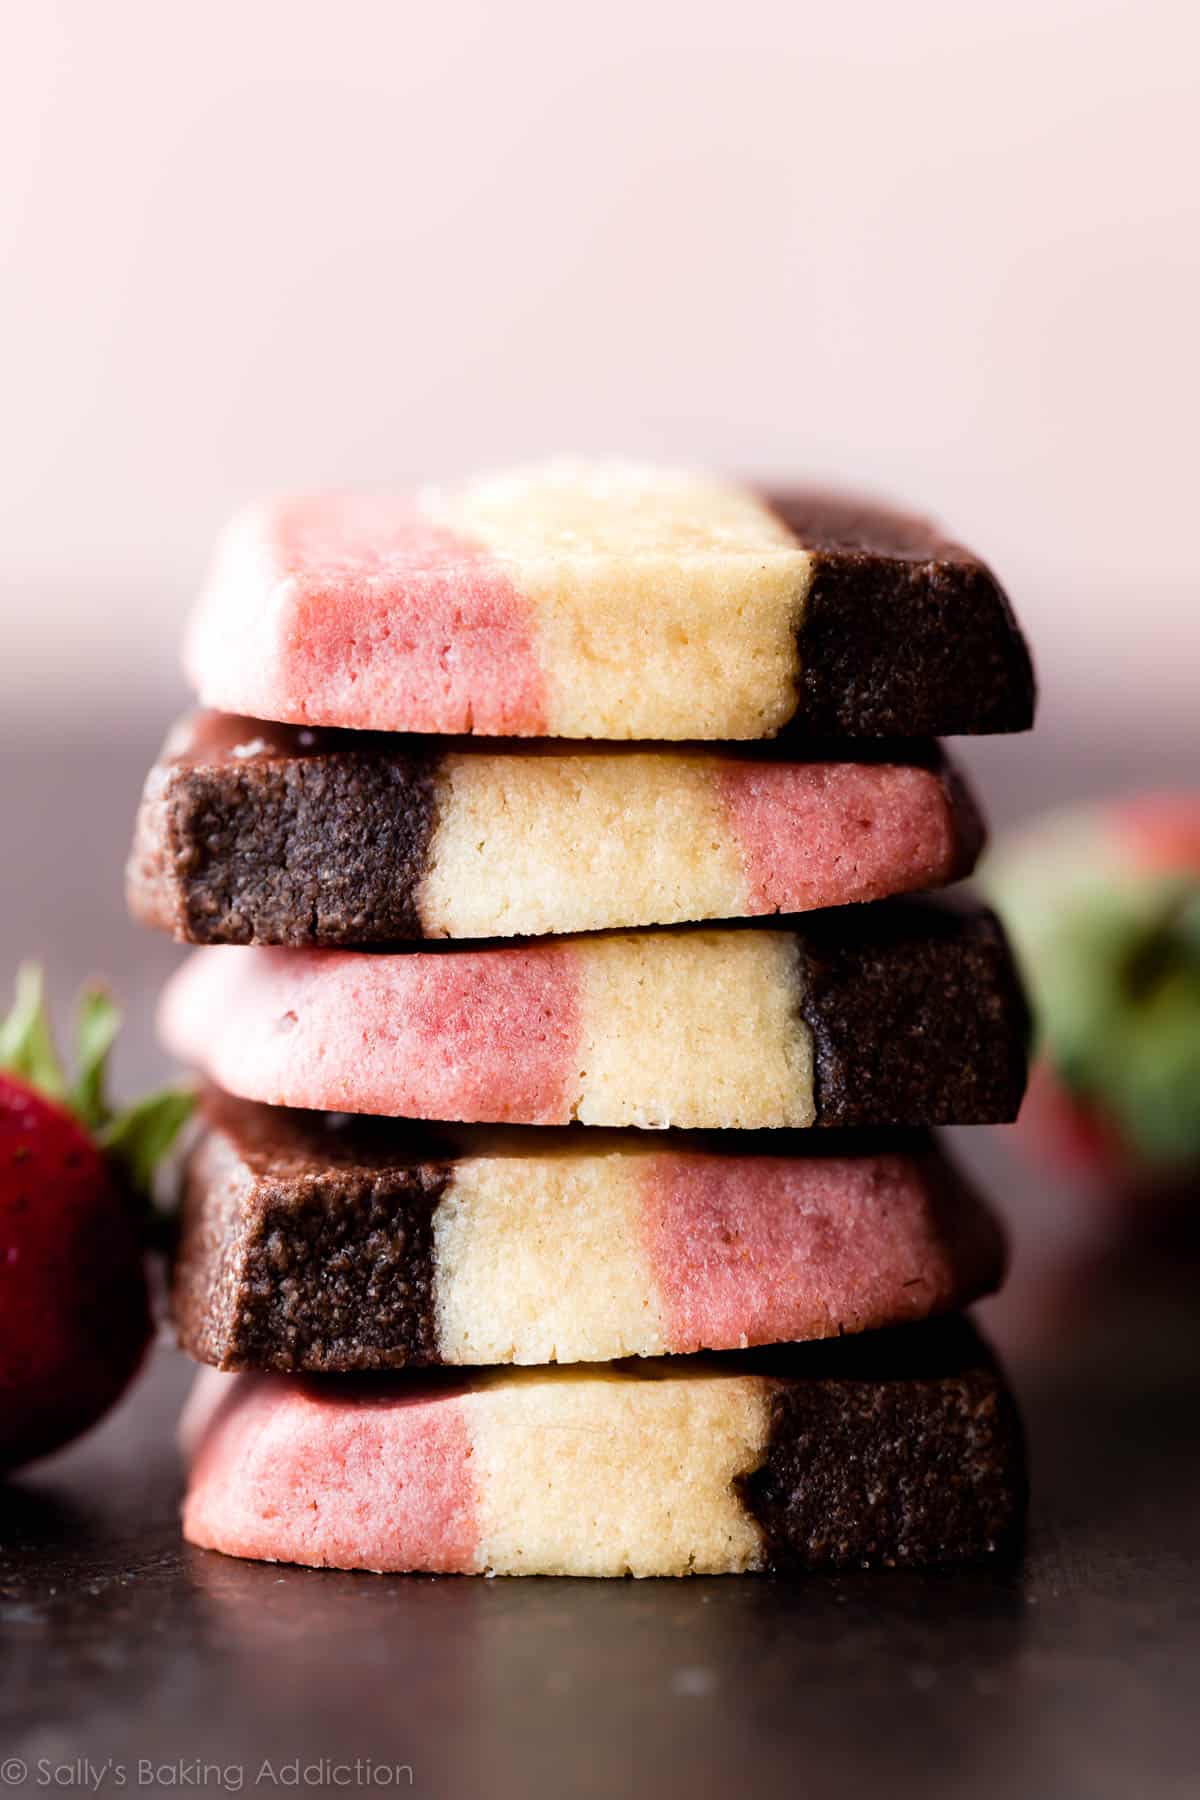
[[2, 723, 1198, 1800]]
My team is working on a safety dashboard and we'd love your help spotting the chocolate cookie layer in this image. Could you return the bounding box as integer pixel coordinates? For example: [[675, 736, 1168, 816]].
[[174, 1097, 450, 1372], [795, 900, 1031, 1128], [173, 1093, 1006, 1373], [159, 901, 1030, 1131], [129, 714, 437, 946], [127, 713, 985, 948], [180, 1317, 1026, 1575], [736, 1321, 1027, 1570], [768, 491, 1036, 737]]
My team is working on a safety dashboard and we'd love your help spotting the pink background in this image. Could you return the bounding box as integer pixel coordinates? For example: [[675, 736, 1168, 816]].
[[3, 0, 1198, 755]]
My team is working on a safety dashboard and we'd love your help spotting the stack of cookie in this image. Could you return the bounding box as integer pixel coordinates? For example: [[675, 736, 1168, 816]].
[[128, 463, 1034, 1578]]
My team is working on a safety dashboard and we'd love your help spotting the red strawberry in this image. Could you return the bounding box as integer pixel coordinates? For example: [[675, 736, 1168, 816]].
[[0, 967, 193, 1473]]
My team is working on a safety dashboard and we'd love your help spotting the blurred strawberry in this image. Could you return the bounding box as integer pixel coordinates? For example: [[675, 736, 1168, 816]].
[[1116, 794, 1200, 876], [0, 967, 193, 1473], [984, 793, 1200, 1191]]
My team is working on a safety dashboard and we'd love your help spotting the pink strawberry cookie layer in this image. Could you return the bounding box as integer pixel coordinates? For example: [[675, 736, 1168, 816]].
[[185, 496, 546, 737], [164, 943, 577, 1123], [160, 929, 817, 1129], [718, 758, 972, 916], [184, 1373, 478, 1572], [640, 1148, 999, 1354]]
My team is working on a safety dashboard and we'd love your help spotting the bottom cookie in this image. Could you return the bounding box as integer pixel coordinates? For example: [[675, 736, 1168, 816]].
[[181, 1319, 1025, 1577]]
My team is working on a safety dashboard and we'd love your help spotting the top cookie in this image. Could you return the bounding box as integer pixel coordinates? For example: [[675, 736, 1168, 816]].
[[184, 462, 1034, 741]]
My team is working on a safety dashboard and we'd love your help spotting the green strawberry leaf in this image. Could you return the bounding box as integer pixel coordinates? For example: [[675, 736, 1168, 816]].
[[71, 985, 122, 1131], [1104, 946, 1200, 1164], [1120, 881, 1200, 1002], [0, 964, 69, 1102], [100, 1088, 196, 1203]]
